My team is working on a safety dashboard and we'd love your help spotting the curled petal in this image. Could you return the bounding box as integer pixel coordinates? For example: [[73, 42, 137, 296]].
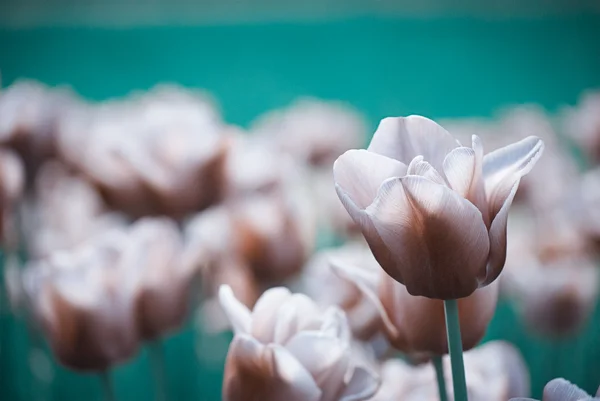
[[367, 176, 490, 299], [543, 378, 594, 401], [333, 149, 407, 210], [483, 136, 544, 219], [367, 116, 459, 170], [219, 285, 251, 335], [251, 287, 292, 343], [443, 136, 488, 224], [407, 156, 446, 185]]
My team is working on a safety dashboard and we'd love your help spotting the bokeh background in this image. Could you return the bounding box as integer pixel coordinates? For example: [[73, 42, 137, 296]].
[[2, 1, 600, 400]]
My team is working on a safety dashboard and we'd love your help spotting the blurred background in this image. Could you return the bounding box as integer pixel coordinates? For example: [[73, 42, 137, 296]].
[[1, 1, 600, 400]]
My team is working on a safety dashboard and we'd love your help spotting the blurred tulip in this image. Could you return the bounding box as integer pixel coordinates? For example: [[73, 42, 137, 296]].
[[25, 161, 127, 259], [334, 115, 544, 299], [19, 230, 140, 371], [511, 378, 600, 401], [298, 242, 382, 340], [332, 260, 498, 355], [126, 217, 199, 340], [562, 90, 600, 165], [371, 341, 528, 401], [0, 147, 25, 244], [219, 285, 379, 401], [579, 167, 600, 247], [55, 85, 228, 218], [252, 98, 367, 168], [0, 81, 77, 181]]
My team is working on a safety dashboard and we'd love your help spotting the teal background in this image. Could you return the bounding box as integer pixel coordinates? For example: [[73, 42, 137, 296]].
[[1, 14, 600, 400]]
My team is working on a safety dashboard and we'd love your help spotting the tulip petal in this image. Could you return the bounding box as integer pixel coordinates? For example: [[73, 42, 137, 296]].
[[320, 307, 351, 344], [407, 155, 446, 185], [268, 344, 323, 401], [367, 116, 459, 170], [333, 149, 407, 210], [274, 294, 322, 345], [367, 176, 490, 299], [443, 136, 488, 224], [285, 331, 350, 401], [251, 287, 292, 343], [483, 136, 544, 219], [543, 378, 592, 401], [219, 285, 251, 334], [330, 260, 400, 340], [339, 365, 380, 401]]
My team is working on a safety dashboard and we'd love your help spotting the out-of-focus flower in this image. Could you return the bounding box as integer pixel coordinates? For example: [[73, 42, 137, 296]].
[[222, 130, 302, 198], [502, 208, 599, 338], [219, 285, 379, 401], [25, 161, 126, 259], [298, 242, 382, 340], [332, 259, 498, 356], [371, 341, 529, 401], [578, 167, 600, 247], [126, 217, 199, 341], [510, 378, 600, 401], [252, 98, 367, 168], [0, 81, 76, 179], [56, 85, 228, 218], [334, 115, 544, 299], [18, 230, 140, 371], [0, 147, 25, 244], [562, 90, 600, 165]]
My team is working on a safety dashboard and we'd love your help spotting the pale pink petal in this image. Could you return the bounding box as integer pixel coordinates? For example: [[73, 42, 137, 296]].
[[367, 116, 459, 170], [443, 135, 488, 224], [219, 285, 251, 334], [367, 176, 489, 299], [483, 136, 544, 219], [268, 344, 322, 401], [339, 365, 380, 401], [407, 155, 446, 185], [273, 294, 322, 345], [251, 287, 292, 343], [543, 378, 592, 401], [320, 307, 351, 344], [333, 149, 407, 210], [285, 331, 350, 401]]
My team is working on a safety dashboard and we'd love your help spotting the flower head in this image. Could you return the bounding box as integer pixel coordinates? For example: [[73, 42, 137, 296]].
[[334, 115, 544, 299], [219, 285, 379, 401]]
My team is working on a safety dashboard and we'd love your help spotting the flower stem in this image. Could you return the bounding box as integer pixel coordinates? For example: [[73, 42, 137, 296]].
[[433, 355, 448, 401], [444, 299, 468, 401], [100, 371, 117, 401], [149, 340, 168, 401]]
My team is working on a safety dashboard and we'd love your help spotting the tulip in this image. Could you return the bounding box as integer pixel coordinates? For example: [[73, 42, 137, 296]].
[[332, 259, 498, 356], [20, 230, 139, 371], [333, 115, 544, 299], [126, 217, 199, 340], [561, 90, 600, 165], [510, 378, 600, 401], [252, 98, 367, 168], [370, 341, 529, 401], [25, 161, 127, 259], [298, 242, 382, 340], [0, 147, 24, 245], [219, 285, 379, 401]]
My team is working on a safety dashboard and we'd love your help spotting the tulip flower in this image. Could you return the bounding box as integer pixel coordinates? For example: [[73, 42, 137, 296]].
[[371, 341, 529, 401], [333, 115, 544, 299], [219, 285, 379, 401], [510, 378, 600, 401], [298, 242, 383, 340], [252, 98, 367, 168], [26, 161, 126, 259], [331, 259, 498, 356], [20, 230, 140, 371]]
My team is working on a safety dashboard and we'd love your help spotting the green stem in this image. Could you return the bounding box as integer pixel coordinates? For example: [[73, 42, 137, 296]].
[[149, 340, 168, 401], [433, 355, 448, 401], [100, 371, 117, 401], [444, 299, 468, 401]]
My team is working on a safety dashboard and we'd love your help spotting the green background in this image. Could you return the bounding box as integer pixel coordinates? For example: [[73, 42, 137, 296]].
[[1, 13, 600, 400]]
